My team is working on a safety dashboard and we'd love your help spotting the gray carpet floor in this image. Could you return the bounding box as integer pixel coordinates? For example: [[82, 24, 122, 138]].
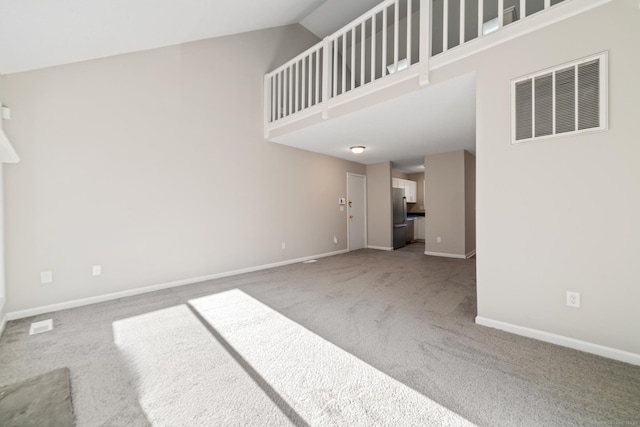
[[1, 244, 639, 426]]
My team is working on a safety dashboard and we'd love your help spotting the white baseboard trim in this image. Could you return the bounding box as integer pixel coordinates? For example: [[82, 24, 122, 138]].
[[6, 249, 349, 321], [424, 251, 466, 259], [367, 245, 393, 251], [476, 316, 640, 366], [465, 249, 476, 259]]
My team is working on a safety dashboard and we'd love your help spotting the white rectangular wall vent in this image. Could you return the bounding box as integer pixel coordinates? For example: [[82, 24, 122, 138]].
[[29, 319, 53, 335], [511, 52, 607, 144]]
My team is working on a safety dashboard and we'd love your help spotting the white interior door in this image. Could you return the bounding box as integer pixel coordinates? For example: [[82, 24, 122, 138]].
[[347, 173, 366, 251]]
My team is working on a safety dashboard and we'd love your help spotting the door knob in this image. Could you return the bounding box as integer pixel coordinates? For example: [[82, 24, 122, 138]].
[[349, 215, 353, 219]]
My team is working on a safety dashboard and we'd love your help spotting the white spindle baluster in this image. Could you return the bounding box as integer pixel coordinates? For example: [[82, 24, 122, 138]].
[[342, 34, 347, 94], [552, 70, 556, 135], [271, 75, 275, 121], [278, 68, 287, 117], [360, 23, 365, 86], [418, 0, 430, 84], [351, 27, 356, 91], [371, 16, 376, 81], [498, 0, 504, 29], [443, 0, 449, 52], [295, 62, 299, 113], [520, 0, 526, 19], [574, 64, 578, 132], [333, 38, 338, 97], [282, 69, 286, 116], [460, 0, 465, 44], [478, 0, 484, 37], [544, 0, 551, 9], [283, 69, 287, 116], [278, 71, 282, 119], [532, 75, 536, 137], [394, 0, 399, 71], [288, 67, 292, 116], [283, 71, 287, 118], [382, 7, 387, 77], [315, 50, 320, 105], [407, 0, 412, 65], [322, 38, 331, 105], [302, 57, 307, 109]]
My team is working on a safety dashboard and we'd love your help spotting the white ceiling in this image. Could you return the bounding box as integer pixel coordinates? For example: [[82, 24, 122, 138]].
[[0, 0, 476, 171], [271, 73, 477, 172]]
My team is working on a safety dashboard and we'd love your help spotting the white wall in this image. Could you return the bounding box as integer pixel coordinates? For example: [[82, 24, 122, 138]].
[[0, 24, 366, 314], [424, 150, 469, 257], [366, 162, 392, 249], [0, 162, 5, 330], [0, 77, 6, 329], [432, 0, 640, 356]]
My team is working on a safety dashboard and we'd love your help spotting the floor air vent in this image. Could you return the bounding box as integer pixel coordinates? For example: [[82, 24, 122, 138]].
[[29, 319, 53, 335]]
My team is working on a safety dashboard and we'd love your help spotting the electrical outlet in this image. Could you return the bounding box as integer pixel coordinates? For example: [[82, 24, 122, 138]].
[[40, 271, 53, 284], [437, 237, 442, 243], [281, 242, 286, 249], [92, 265, 101, 276], [333, 236, 338, 244], [566, 291, 581, 308]]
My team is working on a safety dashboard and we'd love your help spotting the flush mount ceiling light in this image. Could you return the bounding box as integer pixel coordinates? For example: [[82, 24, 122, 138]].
[[350, 146, 366, 154]]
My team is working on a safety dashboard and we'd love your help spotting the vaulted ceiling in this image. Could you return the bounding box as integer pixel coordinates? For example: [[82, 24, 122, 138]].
[[0, 0, 476, 172], [0, 0, 381, 74]]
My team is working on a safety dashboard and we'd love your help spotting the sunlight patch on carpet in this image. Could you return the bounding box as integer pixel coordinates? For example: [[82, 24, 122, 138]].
[[191, 290, 474, 426], [113, 305, 292, 426], [113, 290, 474, 426]]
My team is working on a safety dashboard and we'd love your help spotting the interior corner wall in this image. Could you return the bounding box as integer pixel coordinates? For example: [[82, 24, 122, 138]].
[[464, 152, 476, 255], [424, 150, 466, 256], [0, 162, 5, 329], [366, 162, 392, 249], [407, 172, 425, 213], [0, 78, 6, 329], [430, 0, 640, 356], [1, 24, 366, 314]]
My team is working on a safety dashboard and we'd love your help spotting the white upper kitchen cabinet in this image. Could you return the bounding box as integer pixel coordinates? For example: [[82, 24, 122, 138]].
[[392, 178, 417, 203], [404, 180, 417, 203]]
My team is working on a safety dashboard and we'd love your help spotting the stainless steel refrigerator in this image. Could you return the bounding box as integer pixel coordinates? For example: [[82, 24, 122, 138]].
[[392, 188, 408, 249]]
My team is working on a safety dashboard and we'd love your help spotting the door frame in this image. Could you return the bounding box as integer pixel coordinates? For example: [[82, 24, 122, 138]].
[[346, 172, 367, 251]]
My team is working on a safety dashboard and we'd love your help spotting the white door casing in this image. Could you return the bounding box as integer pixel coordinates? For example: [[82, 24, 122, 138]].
[[347, 173, 366, 251]]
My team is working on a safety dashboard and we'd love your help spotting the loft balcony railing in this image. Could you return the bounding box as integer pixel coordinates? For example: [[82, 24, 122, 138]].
[[264, 0, 570, 136]]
